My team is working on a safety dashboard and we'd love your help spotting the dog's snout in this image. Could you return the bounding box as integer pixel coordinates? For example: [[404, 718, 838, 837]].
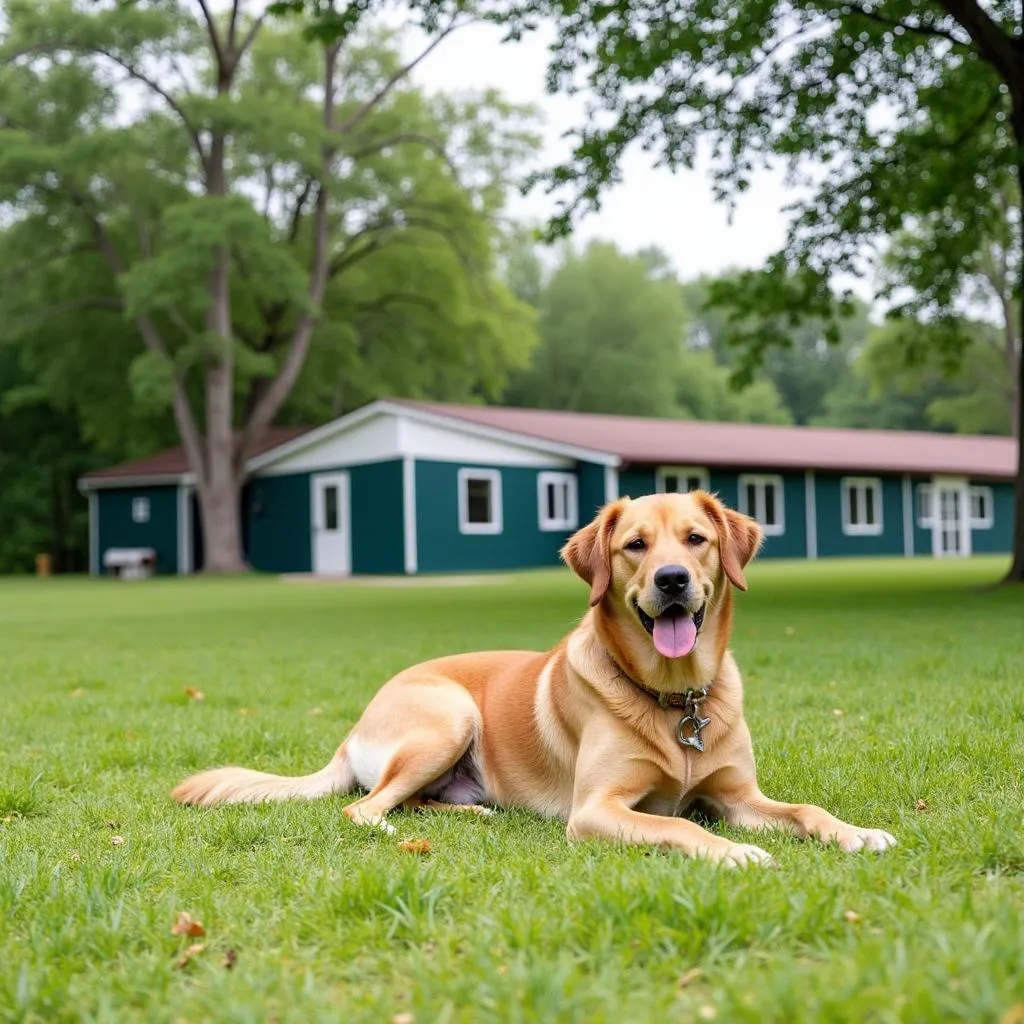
[[654, 564, 690, 596]]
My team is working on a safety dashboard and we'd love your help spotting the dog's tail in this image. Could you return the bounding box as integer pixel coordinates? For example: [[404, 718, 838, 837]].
[[171, 747, 356, 808]]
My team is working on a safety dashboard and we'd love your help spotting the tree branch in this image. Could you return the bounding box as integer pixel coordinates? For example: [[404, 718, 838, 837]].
[[287, 178, 316, 244], [196, 0, 226, 69], [91, 47, 208, 166], [227, 0, 241, 51], [932, 0, 1020, 74], [839, 2, 971, 48], [335, 19, 466, 135], [235, 13, 266, 60], [80, 202, 207, 481], [238, 40, 341, 469]]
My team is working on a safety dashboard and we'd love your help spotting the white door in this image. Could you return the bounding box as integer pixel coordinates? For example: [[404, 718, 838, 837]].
[[311, 472, 351, 574], [932, 482, 971, 558]]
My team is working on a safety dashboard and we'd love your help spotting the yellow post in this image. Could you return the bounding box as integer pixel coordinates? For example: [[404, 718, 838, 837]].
[[35, 553, 52, 577]]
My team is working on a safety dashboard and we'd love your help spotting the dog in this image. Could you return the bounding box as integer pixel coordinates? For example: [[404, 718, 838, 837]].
[[172, 491, 896, 866]]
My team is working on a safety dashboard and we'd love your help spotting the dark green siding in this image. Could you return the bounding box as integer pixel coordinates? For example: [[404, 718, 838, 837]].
[[96, 486, 179, 574], [577, 461, 608, 521], [618, 467, 656, 498], [707, 471, 738, 508], [815, 473, 905, 557], [245, 472, 312, 573], [971, 480, 1013, 554], [350, 460, 405, 575], [415, 461, 571, 573]]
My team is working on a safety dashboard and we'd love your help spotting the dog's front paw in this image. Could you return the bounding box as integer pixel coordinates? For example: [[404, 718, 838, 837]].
[[715, 841, 776, 868], [835, 826, 896, 853]]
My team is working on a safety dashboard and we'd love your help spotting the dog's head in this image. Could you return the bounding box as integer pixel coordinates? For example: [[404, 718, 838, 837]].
[[561, 492, 762, 662]]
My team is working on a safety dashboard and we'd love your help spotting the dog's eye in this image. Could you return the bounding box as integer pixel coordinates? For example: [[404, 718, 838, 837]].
[[625, 537, 646, 552], [687, 533, 706, 546]]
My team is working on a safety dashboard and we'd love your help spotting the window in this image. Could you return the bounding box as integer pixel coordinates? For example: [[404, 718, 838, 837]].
[[656, 467, 709, 495], [738, 475, 784, 535], [969, 485, 993, 529], [917, 484, 934, 528], [131, 497, 150, 524], [457, 468, 502, 535], [841, 477, 883, 536], [538, 471, 578, 531]]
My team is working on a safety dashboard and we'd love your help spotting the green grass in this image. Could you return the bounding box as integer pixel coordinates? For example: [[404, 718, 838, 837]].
[[2, 558, 1023, 1023]]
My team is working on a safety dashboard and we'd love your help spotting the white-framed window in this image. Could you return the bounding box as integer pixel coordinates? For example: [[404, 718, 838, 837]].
[[738, 474, 785, 535], [969, 485, 994, 529], [537, 471, 578, 531], [917, 484, 934, 528], [841, 477, 884, 536], [457, 468, 502, 535], [656, 466, 709, 494], [131, 497, 150, 524]]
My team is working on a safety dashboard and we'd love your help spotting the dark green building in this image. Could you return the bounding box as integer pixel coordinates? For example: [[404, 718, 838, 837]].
[[79, 399, 1017, 576]]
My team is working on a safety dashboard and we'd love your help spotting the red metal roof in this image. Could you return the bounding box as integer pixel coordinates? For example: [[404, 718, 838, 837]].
[[391, 400, 1018, 479], [81, 402, 1018, 484], [80, 426, 311, 483]]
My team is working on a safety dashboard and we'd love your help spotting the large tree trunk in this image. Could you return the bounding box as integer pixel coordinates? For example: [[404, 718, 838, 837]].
[[197, 474, 245, 574], [1002, 106, 1024, 583]]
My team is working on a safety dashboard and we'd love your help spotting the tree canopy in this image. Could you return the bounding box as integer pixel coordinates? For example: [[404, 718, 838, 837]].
[[0, 0, 539, 569]]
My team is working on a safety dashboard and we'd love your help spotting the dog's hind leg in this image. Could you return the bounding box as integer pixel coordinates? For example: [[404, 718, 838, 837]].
[[343, 679, 481, 835]]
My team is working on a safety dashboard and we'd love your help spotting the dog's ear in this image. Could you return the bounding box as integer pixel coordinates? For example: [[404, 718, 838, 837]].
[[695, 491, 763, 592], [561, 497, 630, 607]]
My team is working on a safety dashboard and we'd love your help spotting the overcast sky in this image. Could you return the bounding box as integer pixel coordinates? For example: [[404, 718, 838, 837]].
[[398, 19, 803, 286]]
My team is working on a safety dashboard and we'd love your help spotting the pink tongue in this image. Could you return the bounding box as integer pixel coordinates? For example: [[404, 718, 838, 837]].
[[652, 613, 698, 658]]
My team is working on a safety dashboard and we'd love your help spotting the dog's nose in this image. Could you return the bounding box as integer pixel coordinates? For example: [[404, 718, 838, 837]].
[[654, 564, 690, 596]]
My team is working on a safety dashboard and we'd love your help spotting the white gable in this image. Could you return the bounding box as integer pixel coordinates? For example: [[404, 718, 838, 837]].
[[397, 418, 572, 468], [252, 405, 580, 476], [257, 414, 401, 475]]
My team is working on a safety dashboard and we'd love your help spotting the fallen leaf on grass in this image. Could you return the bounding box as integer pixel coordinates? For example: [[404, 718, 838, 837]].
[[392, 1014, 415, 1024], [174, 943, 206, 969], [2, 813, 20, 824], [307, 707, 323, 716], [915, 799, 929, 811], [171, 911, 206, 938], [398, 839, 431, 855], [110, 835, 125, 846], [999, 1005, 1024, 1024], [698, 1006, 718, 1021], [69, 688, 84, 698], [223, 948, 237, 970], [832, 709, 845, 718], [843, 910, 861, 924], [184, 687, 204, 701], [237, 707, 257, 716], [677, 967, 704, 989]]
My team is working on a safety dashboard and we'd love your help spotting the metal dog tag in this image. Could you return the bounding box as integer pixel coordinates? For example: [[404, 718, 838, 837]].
[[677, 711, 711, 751]]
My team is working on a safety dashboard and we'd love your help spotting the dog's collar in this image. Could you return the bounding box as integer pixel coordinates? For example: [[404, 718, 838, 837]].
[[606, 653, 713, 752]]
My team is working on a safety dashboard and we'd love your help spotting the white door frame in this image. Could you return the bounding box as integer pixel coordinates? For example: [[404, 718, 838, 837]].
[[931, 477, 971, 558], [310, 471, 352, 575]]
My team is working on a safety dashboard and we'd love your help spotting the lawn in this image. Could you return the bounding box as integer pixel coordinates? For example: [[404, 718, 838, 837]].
[[1, 557, 1023, 1024]]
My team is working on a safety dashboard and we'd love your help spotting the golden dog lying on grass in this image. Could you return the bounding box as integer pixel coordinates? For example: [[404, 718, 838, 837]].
[[173, 491, 895, 866]]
